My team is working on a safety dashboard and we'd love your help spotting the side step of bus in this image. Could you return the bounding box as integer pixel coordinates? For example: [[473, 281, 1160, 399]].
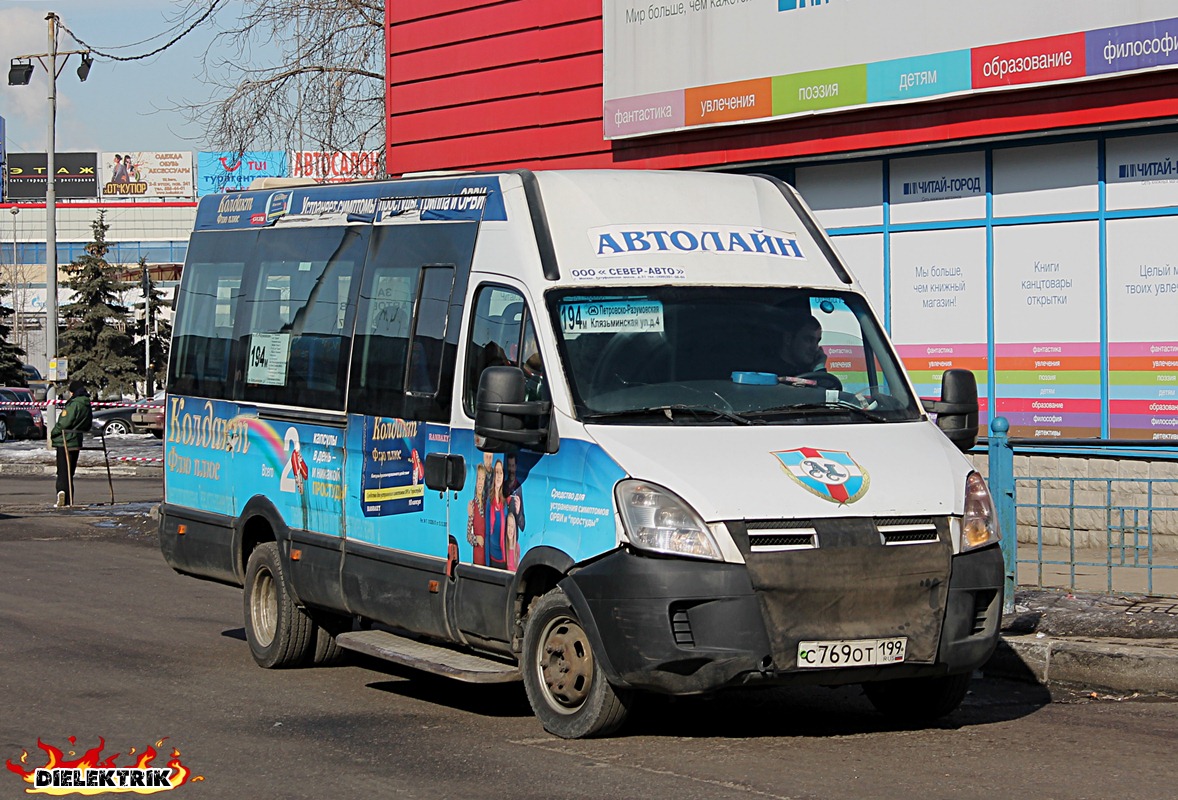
[[335, 630, 521, 684]]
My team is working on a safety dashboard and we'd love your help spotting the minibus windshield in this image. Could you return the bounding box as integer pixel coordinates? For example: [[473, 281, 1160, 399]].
[[548, 287, 923, 425]]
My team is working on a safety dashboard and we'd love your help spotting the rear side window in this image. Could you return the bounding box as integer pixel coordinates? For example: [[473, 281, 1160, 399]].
[[238, 227, 366, 411], [168, 230, 255, 399]]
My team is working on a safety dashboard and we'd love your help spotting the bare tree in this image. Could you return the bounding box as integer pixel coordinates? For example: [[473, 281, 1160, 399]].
[[172, 0, 386, 156]]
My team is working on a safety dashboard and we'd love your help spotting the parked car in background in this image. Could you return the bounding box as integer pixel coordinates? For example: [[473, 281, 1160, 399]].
[[131, 394, 165, 438], [21, 364, 49, 401], [93, 391, 166, 437], [0, 387, 45, 442]]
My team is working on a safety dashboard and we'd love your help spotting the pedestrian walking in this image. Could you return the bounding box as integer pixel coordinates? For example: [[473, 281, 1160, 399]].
[[50, 381, 92, 507]]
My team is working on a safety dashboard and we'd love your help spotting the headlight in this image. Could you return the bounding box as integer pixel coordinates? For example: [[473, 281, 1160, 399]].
[[961, 471, 1000, 552], [615, 480, 722, 561]]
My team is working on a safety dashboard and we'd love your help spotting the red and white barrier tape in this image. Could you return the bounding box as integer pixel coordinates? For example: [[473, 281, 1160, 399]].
[[0, 401, 163, 409], [116, 456, 164, 463]]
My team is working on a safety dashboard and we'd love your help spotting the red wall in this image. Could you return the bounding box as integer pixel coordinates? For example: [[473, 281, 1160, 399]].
[[386, 1, 1178, 175]]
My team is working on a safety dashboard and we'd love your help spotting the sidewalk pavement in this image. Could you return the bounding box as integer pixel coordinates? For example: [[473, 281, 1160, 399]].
[[990, 589, 1178, 695]]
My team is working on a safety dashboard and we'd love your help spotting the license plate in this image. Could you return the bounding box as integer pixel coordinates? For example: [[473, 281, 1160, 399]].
[[797, 637, 907, 669]]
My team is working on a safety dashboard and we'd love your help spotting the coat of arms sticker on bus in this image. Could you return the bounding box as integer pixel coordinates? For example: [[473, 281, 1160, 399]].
[[772, 447, 870, 504]]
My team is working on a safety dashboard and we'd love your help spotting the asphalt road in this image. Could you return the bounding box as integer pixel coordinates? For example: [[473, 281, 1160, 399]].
[[1, 501, 1176, 800]]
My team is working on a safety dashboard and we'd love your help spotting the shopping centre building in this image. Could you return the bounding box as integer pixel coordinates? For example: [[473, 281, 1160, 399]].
[[6, 3, 1178, 453], [387, 0, 1178, 451]]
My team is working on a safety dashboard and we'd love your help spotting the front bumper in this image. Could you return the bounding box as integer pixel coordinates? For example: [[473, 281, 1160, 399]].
[[560, 544, 1003, 695]]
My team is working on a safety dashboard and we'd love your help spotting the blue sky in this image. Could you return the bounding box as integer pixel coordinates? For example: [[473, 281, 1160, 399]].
[[0, 0, 259, 154]]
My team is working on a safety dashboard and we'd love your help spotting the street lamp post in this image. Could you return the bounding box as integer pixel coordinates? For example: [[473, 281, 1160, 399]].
[[9, 207, 19, 353], [8, 12, 92, 441]]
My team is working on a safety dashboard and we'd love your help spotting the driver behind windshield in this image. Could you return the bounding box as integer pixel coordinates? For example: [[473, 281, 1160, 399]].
[[778, 313, 825, 375], [761, 309, 842, 392]]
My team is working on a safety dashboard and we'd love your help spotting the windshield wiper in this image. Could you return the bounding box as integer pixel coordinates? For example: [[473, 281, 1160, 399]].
[[742, 401, 888, 423], [582, 404, 756, 425]]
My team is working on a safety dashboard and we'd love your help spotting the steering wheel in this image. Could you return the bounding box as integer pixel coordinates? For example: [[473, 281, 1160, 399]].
[[589, 334, 667, 393], [796, 371, 843, 391]]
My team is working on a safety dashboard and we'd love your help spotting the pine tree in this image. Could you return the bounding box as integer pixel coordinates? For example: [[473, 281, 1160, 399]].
[[58, 212, 140, 397], [0, 285, 24, 385], [131, 257, 173, 395]]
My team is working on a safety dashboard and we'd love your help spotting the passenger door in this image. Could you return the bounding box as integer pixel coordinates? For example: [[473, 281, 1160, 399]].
[[340, 221, 477, 639], [447, 283, 550, 648]]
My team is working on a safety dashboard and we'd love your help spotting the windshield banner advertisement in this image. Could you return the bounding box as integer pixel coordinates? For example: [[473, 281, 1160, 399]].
[[100, 152, 195, 198], [604, 1, 1178, 138]]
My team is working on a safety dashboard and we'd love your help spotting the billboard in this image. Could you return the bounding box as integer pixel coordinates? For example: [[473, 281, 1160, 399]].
[[290, 150, 383, 184], [6, 152, 99, 199], [603, 0, 1178, 139], [0, 115, 6, 201], [100, 152, 195, 198], [197, 151, 288, 195]]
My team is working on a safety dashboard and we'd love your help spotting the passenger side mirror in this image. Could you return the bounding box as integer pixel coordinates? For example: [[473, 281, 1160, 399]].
[[929, 368, 979, 452], [475, 366, 556, 453]]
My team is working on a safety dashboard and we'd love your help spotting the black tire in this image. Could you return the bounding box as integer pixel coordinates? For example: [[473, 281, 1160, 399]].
[[0, 418, 7, 443], [521, 588, 631, 739], [103, 418, 132, 436], [863, 672, 973, 722], [307, 612, 351, 667], [243, 542, 314, 668], [150, 429, 164, 439]]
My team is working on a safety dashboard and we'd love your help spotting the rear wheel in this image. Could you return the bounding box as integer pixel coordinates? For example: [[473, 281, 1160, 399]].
[[0, 418, 7, 443], [307, 612, 351, 666], [243, 542, 314, 668], [863, 672, 973, 722], [521, 588, 631, 738]]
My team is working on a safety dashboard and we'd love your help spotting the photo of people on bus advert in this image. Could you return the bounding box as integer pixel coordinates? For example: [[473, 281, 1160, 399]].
[[466, 451, 531, 570]]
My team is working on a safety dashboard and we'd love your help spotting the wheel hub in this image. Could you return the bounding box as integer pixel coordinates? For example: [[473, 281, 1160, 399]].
[[537, 616, 593, 712], [250, 568, 278, 646]]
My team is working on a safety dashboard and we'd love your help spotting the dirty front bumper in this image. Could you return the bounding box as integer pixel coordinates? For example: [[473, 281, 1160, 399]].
[[559, 538, 1003, 695]]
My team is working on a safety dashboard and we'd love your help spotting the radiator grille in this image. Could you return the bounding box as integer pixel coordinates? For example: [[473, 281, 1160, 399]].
[[878, 517, 939, 546], [748, 529, 817, 552]]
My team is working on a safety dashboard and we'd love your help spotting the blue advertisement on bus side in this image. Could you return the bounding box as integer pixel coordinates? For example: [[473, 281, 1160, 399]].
[[165, 395, 626, 568], [360, 417, 429, 517]]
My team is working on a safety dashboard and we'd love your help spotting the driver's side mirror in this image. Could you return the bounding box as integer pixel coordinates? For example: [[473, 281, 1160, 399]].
[[928, 368, 979, 452], [475, 366, 557, 453]]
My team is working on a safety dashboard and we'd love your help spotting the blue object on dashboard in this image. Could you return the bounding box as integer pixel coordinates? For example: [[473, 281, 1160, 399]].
[[731, 371, 778, 385]]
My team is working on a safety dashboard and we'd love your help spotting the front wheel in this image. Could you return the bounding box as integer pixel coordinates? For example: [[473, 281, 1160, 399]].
[[0, 418, 7, 443], [103, 418, 132, 436], [863, 672, 972, 722], [243, 542, 314, 668], [521, 588, 631, 738]]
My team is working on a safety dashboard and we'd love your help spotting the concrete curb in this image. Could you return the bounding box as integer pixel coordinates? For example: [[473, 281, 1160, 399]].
[[988, 634, 1178, 694]]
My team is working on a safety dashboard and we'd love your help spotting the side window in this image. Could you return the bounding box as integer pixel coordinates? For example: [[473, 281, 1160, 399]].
[[239, 227, 365, 410], [168, 230, 254, 398], [463, 286, 548, 415], [406, 266, 456, 396], [349, 223, 476, 423]]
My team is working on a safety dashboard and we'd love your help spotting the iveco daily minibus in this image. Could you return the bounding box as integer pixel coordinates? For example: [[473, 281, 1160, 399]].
[[159, 169, 1002, 738]]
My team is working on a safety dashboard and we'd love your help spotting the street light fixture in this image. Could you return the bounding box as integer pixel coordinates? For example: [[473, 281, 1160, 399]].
[[7, 60, 33, 86], [7, 12, 93, 439]]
